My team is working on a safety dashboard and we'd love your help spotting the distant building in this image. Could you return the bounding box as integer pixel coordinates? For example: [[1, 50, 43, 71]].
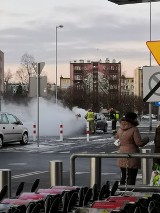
[[60, 76, 70, 90], [0, 51, 4, 94], [134, 67, 143, 97], [6, 83, 28, 94], [121, 76, 134, 96], [70, 58, 121, 108]]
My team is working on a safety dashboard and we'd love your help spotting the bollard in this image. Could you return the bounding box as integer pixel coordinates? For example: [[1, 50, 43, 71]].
[[33, 121, 37, 141], [60, 122, 63, 141], [86, 121, 90, 142], [50, 160, 63, 187], [141, 149, 153, 185], [90, 157, 101, 190], [0, 169, 11, 198]]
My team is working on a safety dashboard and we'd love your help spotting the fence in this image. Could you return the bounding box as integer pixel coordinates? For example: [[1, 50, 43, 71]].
[[70, 151, 160, 188]]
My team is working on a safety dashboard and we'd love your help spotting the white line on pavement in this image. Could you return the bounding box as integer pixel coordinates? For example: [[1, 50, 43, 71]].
[[12, 171, 48, 179], [8, 163, 27, 166]]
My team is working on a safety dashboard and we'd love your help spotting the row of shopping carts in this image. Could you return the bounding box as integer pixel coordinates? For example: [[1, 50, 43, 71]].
[[0, 179, 160, 213]]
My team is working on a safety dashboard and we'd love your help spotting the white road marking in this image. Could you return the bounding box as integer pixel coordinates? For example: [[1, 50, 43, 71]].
[[59, 151, 70, 154], [75, 172, 90, 174], [67, 136, 101, 140], [12, 171, 48, 179], [8, 163, 27, 166]]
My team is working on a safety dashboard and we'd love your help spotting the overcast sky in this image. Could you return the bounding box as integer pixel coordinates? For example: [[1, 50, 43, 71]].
[[0, 0, 160, 83]]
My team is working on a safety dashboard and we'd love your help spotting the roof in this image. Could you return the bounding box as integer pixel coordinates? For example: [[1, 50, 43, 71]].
[[108, 0, 160, 5]]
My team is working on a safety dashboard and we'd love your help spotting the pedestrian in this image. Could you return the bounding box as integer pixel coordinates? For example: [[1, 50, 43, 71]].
[[109, 108, 117, 134], [115, 112, 149, 185], [85, 109, 95, 133]]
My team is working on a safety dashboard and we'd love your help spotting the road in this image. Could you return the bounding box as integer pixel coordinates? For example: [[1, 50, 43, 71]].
[[0, 121, 157, 196]]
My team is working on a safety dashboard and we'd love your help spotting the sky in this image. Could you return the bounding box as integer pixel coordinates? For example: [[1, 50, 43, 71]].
[[1, 0, 160, 84]]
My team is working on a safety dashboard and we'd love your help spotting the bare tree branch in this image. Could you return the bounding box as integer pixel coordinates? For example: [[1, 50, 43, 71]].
[[4, 69, 13, 84], [15, 67, 29, 84], [20, 53, 36, 77]]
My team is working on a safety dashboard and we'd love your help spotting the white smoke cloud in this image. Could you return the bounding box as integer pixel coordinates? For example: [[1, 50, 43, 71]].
[[2, 98, 87, 137]]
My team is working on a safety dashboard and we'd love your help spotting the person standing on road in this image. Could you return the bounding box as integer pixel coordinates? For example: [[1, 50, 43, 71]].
[[110, 108, 118, 134], [85, 109, 95, 134], [116, 112, 149, 185]]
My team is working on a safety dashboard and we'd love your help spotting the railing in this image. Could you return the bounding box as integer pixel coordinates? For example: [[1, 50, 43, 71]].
[[70, 151, 160, 188]]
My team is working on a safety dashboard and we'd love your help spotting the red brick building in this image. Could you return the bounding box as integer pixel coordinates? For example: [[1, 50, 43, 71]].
[[70, 58, 121, 110]]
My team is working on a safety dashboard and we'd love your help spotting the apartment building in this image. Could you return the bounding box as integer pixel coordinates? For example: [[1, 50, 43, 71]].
[[134, 67, 143, 97], [60, 76, 70, 90], [121, 76, 134, 96], [70, 58, 121, 96]]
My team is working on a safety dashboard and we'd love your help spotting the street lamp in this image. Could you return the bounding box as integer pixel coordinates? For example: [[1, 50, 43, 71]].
[[55, 25, 63, 104]]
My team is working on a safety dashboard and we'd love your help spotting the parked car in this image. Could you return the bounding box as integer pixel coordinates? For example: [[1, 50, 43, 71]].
[[0, 112, 28, 148], [94, 113, 108, 133], [141, 114, 157, 120]]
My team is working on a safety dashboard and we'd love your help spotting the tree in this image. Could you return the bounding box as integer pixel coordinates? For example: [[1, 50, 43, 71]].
[[21, 53, 36, 77], [15, 53, 36, 84], [16, 84, 23, 95], [4, 69, 13, 85], [15, 67, 29, 84]]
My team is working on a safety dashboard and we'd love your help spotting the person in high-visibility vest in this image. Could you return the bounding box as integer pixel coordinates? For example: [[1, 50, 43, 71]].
[[110, 109, 120, 134], [85, 109, 95, 133], [115, 111, 120, 121]]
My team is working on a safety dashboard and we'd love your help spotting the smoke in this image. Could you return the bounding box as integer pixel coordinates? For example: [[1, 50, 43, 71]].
[[2, 98, 87, 137]]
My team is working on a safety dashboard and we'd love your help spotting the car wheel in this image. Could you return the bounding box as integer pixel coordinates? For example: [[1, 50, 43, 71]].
[[20, 132, 28, 145], [103, 125, 107, 133], [0, 137, 3, 149]]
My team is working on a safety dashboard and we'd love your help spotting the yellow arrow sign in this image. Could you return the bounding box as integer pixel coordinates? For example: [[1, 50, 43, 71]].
[[146, 41, 160, 65]]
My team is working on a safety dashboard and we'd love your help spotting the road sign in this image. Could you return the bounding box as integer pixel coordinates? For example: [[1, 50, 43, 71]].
[[155, 102, 160, 106], [143, 66, 160, 102], [146, 41, 160, 65], [29, 76, 47, 97], [38, 62, 45, 75]]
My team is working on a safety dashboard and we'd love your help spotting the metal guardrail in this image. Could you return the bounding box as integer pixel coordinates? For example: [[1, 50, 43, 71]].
[[70, 151, 160, 187]]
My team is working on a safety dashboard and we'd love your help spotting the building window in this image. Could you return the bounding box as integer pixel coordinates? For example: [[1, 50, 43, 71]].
[[110, 74, 117, 80], [74, 66, 81, 70], [111, 66, 114, 70], [74, 75, 82, 80]]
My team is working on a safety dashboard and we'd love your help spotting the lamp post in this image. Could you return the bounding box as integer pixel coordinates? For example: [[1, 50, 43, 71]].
[[55, 25, 63, 104]]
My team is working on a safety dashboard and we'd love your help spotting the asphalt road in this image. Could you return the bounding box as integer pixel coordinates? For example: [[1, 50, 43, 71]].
[[0, 121, 157, 197]]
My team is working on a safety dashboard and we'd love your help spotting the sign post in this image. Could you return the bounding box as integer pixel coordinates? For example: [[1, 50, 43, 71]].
[[37, 62, 45, 147]]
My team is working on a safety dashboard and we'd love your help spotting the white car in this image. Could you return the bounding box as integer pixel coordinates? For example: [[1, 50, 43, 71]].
[[0, 112, 28, 148], [141, 114, 157, 120]]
